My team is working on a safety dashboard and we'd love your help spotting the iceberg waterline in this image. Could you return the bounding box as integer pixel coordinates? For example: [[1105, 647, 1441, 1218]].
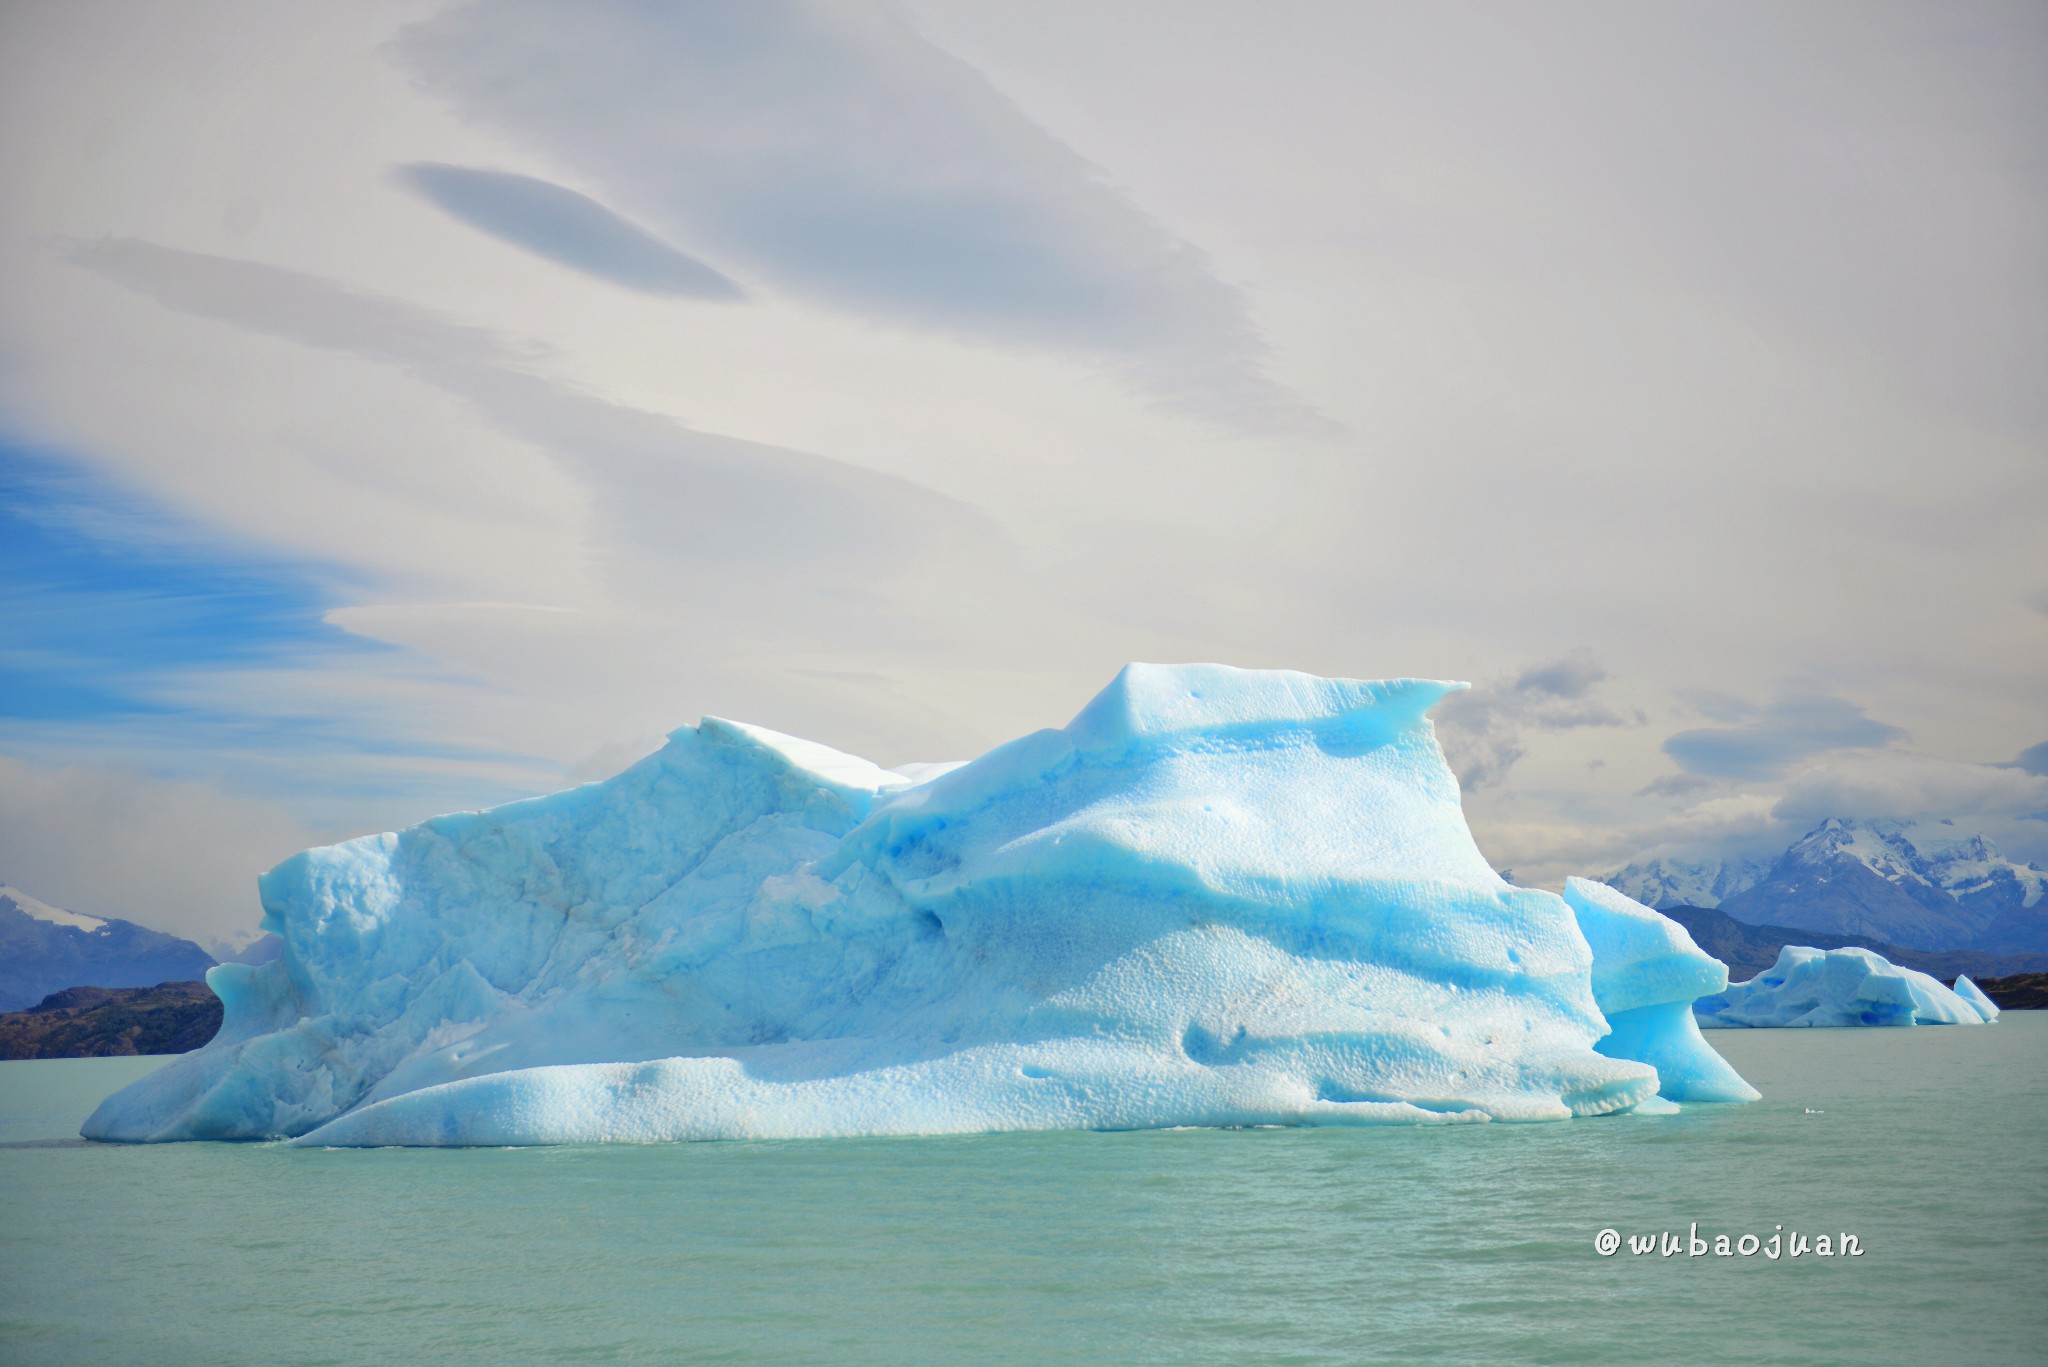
[[84, 664, 1755, 1146], [1695, 945, 2000, 1029]]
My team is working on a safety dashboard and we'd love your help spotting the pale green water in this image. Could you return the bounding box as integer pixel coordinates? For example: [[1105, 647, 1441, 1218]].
[[3, 1019, 2044, 1366]]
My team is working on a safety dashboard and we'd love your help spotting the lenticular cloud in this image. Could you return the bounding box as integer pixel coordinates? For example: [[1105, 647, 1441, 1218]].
[[85, 664, 1755, 1147]]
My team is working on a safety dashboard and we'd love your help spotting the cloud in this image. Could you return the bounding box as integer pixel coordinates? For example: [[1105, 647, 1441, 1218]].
[[68, 237, 989, 591], [1462, 791, 1786, 893], [1662, 691, 1904, 780], [1489, 745, 2048, 891], [0, 751, 314, 953], [396, 162, 746, 299], [1773, 750, 2048, 830], [1635, 773, 1721, 800], [6, 0, 2044, 905], [71, 236, 529, 372], [1512, 653, 1607, 699], [388, 0, 1316, 429], [60, 237, 1126, 770], [2010, 741, 2048, 777], [1435, 650, 1635, 789], [1672, 690, 1758, 724]]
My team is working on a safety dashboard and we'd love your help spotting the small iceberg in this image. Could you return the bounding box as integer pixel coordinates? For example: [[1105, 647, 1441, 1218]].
[[1694, 945, 1997, 1028], [83, 663, 1755, 1146], [1951, 975, 2001, 1023]]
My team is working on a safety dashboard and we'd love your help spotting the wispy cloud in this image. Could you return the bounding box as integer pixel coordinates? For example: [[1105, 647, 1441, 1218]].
[[1635, 773, 1721, 801], [1663, 690, 1905, 780], [388, 0, 1318, 430], [68, 237, 988, 588], [1435, 650, 1637, 789], [61, 238, 1095, 769], [397, 162, 746, 299]]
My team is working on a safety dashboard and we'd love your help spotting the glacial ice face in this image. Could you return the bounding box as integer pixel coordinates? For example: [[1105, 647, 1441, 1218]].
[[83, 664, 1754, 1146], [1694, 945, 1995, 1029]]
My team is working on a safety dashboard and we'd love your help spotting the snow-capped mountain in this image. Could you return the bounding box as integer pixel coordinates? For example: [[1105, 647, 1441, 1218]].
[[0, 884, 216, 1012], [1598, 856, 1770, 910], [1603, 818, 2048, 955], [1916, 827, 2048, 922]]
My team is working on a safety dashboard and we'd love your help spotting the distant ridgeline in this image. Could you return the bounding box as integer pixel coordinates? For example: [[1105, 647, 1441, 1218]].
[[1603, 818, 2048, 961], [1972, 974, 2048, 1009], [0, 982, 222, 1060], [0, 884, 217, 1013]]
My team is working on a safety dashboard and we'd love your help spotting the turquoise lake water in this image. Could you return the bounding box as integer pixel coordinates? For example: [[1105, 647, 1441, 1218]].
[[3, 1017, 2044, 1366]]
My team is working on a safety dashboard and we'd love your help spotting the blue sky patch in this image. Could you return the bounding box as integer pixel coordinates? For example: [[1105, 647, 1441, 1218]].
[[0, 444, 373, 722]]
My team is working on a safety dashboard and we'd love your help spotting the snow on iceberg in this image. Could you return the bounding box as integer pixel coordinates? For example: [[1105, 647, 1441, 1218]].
[[83, 664, 1754, 1146], [1694, 945, 1997, 1028]]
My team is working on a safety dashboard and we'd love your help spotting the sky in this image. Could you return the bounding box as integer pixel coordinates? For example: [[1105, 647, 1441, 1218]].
[[1, 0, 2043, 951]]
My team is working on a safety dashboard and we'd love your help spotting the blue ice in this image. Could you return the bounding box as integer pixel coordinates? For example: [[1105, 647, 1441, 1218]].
[[1951, 975, 2000, 1023], [1694, 945, 1998, 1028], [84, 664, 1754, 1145]]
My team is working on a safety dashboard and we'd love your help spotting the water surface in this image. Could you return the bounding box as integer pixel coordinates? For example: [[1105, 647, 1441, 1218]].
[[3, 1019, 2043, 1365]]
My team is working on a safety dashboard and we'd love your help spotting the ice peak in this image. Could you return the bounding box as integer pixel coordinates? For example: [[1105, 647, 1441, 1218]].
[[1065, 662, 1466, 751], [696, 718, 911, 799]]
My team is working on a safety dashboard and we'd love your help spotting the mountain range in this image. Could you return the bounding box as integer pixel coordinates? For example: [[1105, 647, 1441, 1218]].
[[0, 884, 217, 1012], [1604, 818, 2048, 955], [1654, 903, 2048, 984]]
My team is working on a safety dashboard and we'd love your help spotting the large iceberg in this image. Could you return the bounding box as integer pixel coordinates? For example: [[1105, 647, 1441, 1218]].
[[1694, 945, 1998, 1028], [85, 664, 1754, 1146]]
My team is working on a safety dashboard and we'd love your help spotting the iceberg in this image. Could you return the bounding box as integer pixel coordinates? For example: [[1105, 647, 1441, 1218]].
[[1694, 945, 1997, 1028], [1562, 878, 1759, 1102], [83, 664, 1753, 1146], [1951, 975, 2001, 1023]]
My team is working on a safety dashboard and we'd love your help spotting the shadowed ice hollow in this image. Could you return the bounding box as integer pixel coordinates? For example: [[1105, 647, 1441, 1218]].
[[85, 664, 1755, 1146]]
